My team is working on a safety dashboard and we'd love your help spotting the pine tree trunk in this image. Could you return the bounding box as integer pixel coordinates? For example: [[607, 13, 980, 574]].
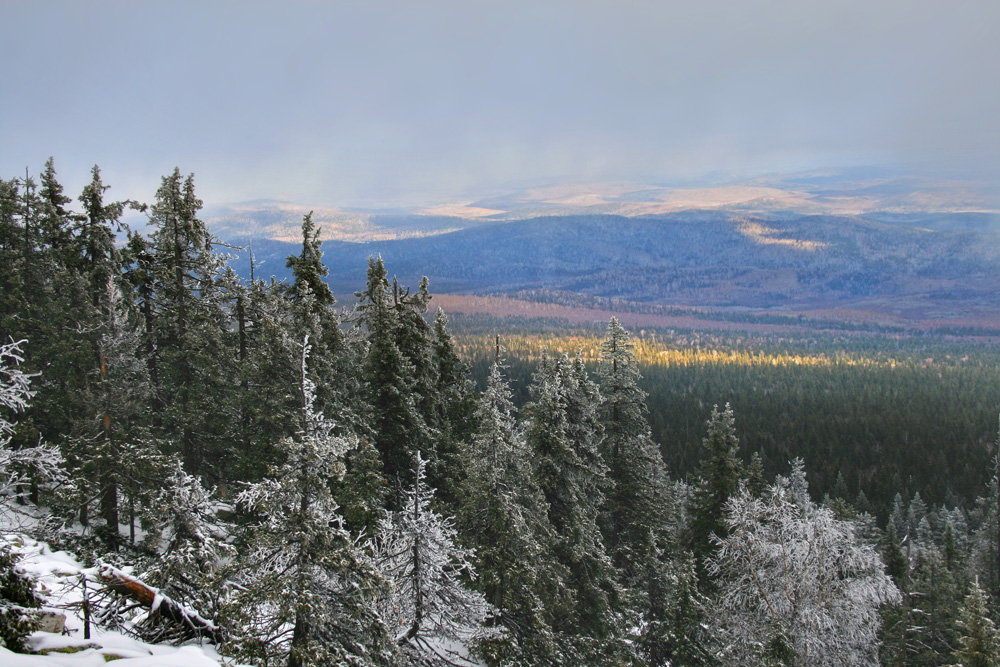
[[99, 353, 119, 540], [97, 566, 220, 642], [140, 275, 160, 417], [100, 474, 118, 541], [289, 447, 311, 665], [80, 482, 89, 526], [288, 615, 306, 667], [407, 494, 423, 642]]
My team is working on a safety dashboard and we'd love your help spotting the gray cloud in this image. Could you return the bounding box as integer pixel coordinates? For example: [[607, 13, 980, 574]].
[[2, 0, 998, 206]]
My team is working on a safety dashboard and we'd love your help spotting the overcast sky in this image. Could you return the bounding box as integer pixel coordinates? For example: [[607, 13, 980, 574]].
[[2, 1, 998, 207]]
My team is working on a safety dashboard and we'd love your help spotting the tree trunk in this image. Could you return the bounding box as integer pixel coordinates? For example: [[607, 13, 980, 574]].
[[288, 615, 306, 667], [100, 474, 119, 542], [100, 352, 119, 539], [80, 481, 89, 526], [97, 565, 220, 642]]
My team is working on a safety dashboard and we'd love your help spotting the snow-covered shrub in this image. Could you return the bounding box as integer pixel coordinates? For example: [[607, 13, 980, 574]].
[[0, 544, 42, 651], [0, 339, 64, 523]]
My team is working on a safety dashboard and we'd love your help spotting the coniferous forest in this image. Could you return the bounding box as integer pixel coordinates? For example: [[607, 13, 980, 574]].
[[4, 161, 1000, 666]]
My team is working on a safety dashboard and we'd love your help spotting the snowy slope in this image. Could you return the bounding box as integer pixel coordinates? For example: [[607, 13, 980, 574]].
[[2, 533, 228, 666]]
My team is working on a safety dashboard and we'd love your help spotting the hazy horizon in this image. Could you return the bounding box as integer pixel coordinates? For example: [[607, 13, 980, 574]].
[[3, 1, 999, 208]]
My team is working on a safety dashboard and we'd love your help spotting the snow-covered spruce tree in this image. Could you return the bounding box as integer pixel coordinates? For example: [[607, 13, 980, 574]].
[[74, 170, 147, 540], [355, 256, 428, 500], [458, 348, 568, 662], [689, 403, 744, 566], [597, 317, 670, 581], [221, 337, 392, 667], [524, 352, 623, 655], [68, 275, 159, 546], [374, 451, 495, 662], [428, 308, 477, 511], [641, 549, 713, 666], [708, 469, 901, 666], [954, 578, 1000, 667], [146, 169, 230, 478]]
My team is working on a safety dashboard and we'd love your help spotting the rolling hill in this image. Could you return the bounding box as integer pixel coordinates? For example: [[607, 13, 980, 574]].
[[223, 208, 1000, 329]]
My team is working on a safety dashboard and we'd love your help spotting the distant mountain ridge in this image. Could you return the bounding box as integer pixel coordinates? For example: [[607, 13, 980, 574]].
[[224, 208, 1000, 327], [204, 169, 1000, 244]]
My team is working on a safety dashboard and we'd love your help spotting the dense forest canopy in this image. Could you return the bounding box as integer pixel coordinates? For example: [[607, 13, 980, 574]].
[[1, 160, 999, 666], [451, 323, 1000, 516]]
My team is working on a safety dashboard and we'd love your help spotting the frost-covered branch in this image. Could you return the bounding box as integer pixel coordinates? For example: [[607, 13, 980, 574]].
[[708, 473, 901, 666]]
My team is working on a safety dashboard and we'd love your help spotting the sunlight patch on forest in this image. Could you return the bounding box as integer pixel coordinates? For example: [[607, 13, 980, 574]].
[[453, 333, 895, 370], [737, 220, 829, 251]]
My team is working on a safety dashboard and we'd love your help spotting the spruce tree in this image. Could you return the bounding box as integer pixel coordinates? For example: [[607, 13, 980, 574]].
[[910, 545, 965, 664], [356, 256, 427, 499], [0, 179, 22, 333], [746, 450, 768, 497], [285, 211, 335, 309], [954, 579, 999, 667], [76, 165, 141, 306], [334, 436, 387, 537], [74, 276, 157, 544], [284, 213, 351, 424], [374, 452, 494, 662], [428, 308, 477, 510], [689, 403, 744, 565], [223, 337, 391, 666], [390, 275, 444, 491], [525, 352, 617, 640], [37, 157, 75, 265], [641, 550, 712, 666], [146, 168, 228, 478], [61, 167, 146, 535], [5, 164, 91, 498], [882, 521, 908, 585], [597, 317, 670, 581], [458, 349, 567, 661], [230, 277, 301, 481]]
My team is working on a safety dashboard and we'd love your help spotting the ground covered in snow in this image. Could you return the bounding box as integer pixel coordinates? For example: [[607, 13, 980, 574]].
[[2, 532, 229, 666]]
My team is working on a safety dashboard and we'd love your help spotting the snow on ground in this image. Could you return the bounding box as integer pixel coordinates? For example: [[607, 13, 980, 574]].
[[0, 645, 219, 666], [2, 532, 228, 666]]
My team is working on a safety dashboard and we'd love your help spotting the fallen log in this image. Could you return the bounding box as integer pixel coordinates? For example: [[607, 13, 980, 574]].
[[96, 564, 220, 643]]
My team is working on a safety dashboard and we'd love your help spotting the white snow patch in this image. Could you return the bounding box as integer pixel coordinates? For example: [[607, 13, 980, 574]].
[[1, 533, 229, 666]]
